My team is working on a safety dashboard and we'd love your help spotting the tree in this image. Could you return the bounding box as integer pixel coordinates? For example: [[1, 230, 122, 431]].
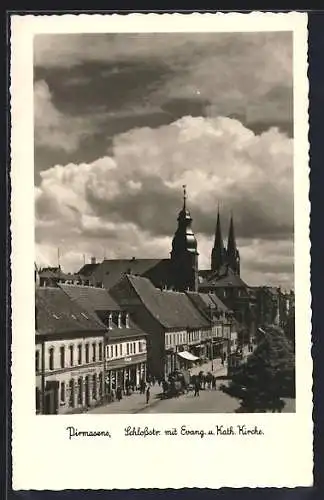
[[283, 307, 295, 352], [223, 325, 295, 412]]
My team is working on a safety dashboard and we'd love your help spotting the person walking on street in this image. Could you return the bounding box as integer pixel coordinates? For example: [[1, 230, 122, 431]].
[[194, 379, 200, 397], [146, 386, 150, 404], [116, 386, 122, 401]]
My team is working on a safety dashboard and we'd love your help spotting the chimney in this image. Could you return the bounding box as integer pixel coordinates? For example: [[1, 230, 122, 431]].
[[91, 257, 96, 265]]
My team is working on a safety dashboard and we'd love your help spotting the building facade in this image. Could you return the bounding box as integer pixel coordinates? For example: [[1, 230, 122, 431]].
[[59, 284, 148, 396], [36, 286, 107, 414]]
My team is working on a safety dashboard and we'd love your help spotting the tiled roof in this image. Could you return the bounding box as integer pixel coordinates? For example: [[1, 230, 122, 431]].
[[93, 258, 170, 289], [59, 284, 146, 340], [186, 291, 228, 314], [36, 287, 106, 336], [207, 293, 230, 311], [77, 263, 100, 276], [59, 284, 121, 312], [126, 275, 210, 329], [200, 268, 248, 288]]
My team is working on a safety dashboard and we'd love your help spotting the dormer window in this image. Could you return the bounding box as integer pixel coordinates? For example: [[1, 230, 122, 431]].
[[125, 312, 130, 328], [118, 312, 122, 329], [108, 313, 113, 330]]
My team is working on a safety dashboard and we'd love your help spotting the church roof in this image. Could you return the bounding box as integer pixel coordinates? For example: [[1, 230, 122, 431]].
[[125, 274, 210, 330], [199, 267, 248, 288], [35, 286, 106, 336], [91, 258, 169, 289]]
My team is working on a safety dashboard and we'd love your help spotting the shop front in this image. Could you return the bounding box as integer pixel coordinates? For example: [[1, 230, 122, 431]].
[[177, 350, 200, 370], [105, 353, 147, 394]]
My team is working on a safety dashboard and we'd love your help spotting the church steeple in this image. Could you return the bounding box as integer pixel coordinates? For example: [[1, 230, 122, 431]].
[[170, 185, 199, 292], [211, 206, 226, 273], [227, 212, 240, 275]]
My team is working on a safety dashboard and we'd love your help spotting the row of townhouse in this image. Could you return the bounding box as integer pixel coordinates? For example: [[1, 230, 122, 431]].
[[35, 274, 238, 414], [109, 274, 238, 380], [35, 285, 148, 415]]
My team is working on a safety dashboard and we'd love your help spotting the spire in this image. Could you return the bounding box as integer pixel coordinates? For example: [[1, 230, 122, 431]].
[[227, 212, 240, 275], [183, 184, 187, 210], [227, 212, 236, 256], [170, 186, 199, 292], [211, 206, 226, 273]]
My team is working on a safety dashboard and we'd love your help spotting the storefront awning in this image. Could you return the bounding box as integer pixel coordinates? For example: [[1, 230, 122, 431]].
[[177, 351, 199, 361]]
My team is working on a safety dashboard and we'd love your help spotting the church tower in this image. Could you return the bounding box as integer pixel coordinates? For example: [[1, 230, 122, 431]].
[[170, 186, 199, 292], [227, 213, 240, 275], [211, 207, 226, 273]]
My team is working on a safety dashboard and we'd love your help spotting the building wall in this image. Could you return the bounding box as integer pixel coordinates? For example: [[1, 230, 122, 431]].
[[36, 333, 105, 414], [110, 278, 165, 378], [105, 338, 146, 361]]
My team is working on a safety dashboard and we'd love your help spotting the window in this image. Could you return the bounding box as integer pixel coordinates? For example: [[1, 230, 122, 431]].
[[85, 344, 89, 363], [126, 343, 129, 355], [77, 377, 83, 405], [98, 373, 103, 397], [138, 341, 142, 352], [125, 313, 129, 328], [92, 343, 96, 362], [130, 343, 133, 354], [69, 345, 74, 366], [35, 350, 40, 372], [99, 343, 103, 361], [69, 379, 75, 407], [60, 382, 65, 403], [49, 347, 54, 371], [118, 313, 122, 328], [108, 313, 113, 329], [60, 346, 65, 368], [115, 345, 118, 357], [78, 344, 82, 365], [133, 342, 136, 353], [92, 374, 97, 399], [110, 345, 113, 358], [119, 344, 123, 356]]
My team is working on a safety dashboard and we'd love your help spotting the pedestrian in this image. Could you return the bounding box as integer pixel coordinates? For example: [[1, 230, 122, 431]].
[[194, 380, 200, 397], [146, 386, 150, 404], [212, 376, 216, 390], [116, 386, 122, 401]]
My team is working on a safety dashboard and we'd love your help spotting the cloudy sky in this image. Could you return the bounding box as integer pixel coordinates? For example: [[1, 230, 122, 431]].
[[34, 32, 294, 288]]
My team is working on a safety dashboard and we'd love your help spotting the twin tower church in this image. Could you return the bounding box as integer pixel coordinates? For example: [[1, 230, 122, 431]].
[[170, 186, 241, 293]]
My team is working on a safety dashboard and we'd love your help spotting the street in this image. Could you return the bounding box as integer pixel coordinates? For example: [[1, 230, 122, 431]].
[[137, 384, 296, 414]]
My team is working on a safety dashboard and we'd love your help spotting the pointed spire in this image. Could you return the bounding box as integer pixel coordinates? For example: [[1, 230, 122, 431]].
[[227, 212, 236, 256], [211, 205, 226, 273], [227, 212, 240, 275]]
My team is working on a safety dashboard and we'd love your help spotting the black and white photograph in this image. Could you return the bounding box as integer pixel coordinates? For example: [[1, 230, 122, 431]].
[[11, 12, 312, 490], [33, 29, 297, 416]]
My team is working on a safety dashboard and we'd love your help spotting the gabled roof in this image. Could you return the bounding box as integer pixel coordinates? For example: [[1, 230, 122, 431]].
[[207, 293, 230, 311], [59, 284, 146, 339], [186, 291, 228, 314], [36, 286, 106, 336], [200, 267, 248, 288], [59, 284, 121, 313], [77, 263, 100, 276], [125, 274, 210, 330], [92, 258, 170, 289]]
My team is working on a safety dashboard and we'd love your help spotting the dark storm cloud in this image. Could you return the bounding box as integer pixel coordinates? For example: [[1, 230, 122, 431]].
[[84, 173, 293, 244]]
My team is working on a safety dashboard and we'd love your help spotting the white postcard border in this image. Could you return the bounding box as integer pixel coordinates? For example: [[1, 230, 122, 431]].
[[10, 12, 312, 490]]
